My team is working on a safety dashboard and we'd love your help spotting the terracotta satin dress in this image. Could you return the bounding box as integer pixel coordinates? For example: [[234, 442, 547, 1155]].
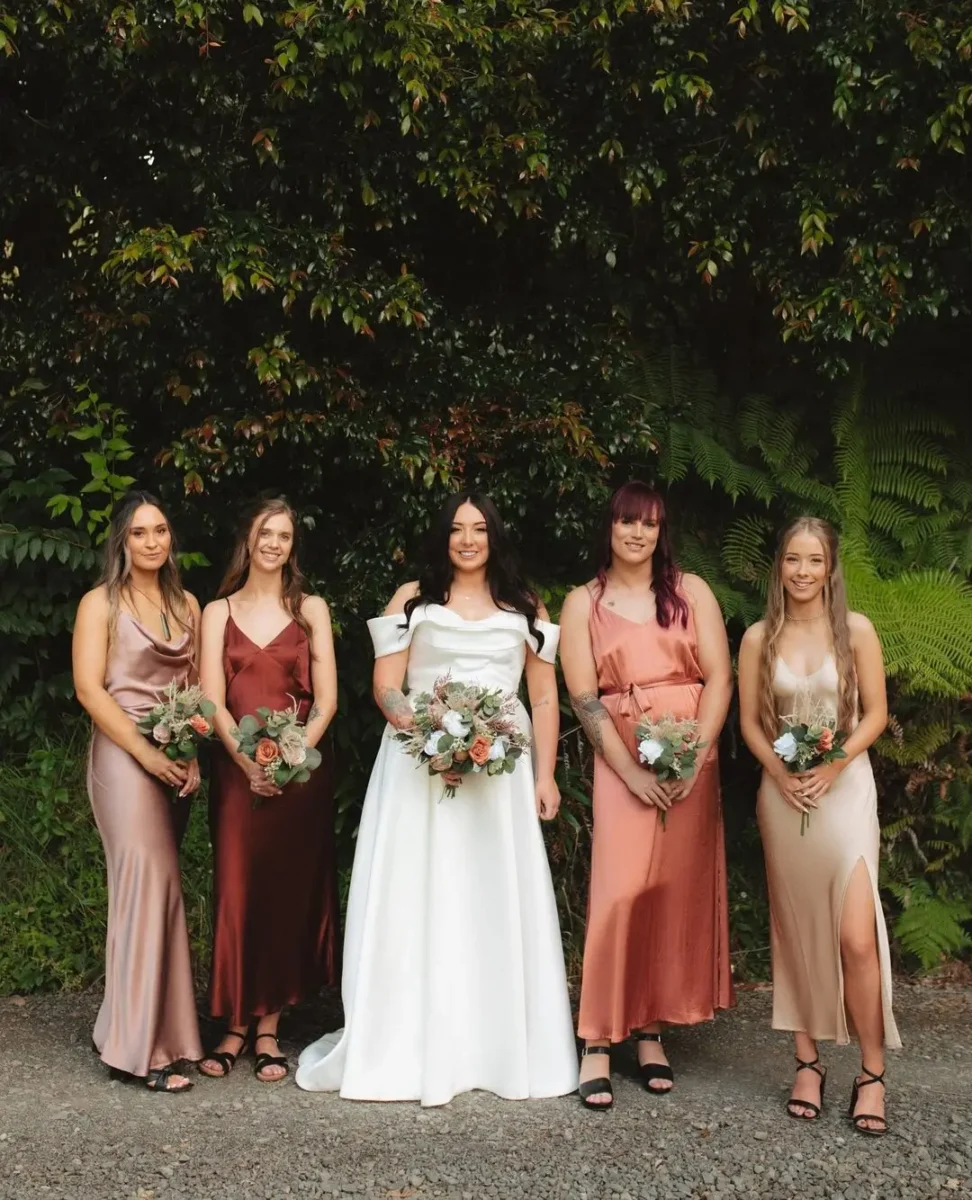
[[577, 592, 734, 1041], [207, 605, 340, 1024], [88, 613, 204, 1076]]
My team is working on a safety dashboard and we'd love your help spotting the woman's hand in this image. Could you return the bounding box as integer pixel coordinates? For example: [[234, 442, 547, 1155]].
[[238, 755, 281, 799], [179, 758, 201, 798], [773, 768, 816, 815], [622, 764, 672, 812], [141, 747, 189, 789], [535, 775, 561, 822], [796, 760, 844, 806]]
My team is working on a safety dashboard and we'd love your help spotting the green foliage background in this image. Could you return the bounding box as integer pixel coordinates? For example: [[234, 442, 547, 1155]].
[[1, 0, 971, 993]]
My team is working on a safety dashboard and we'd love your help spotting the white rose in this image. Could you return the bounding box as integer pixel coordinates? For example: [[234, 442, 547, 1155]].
[[773, 731, 799, 763], [638, 737, 664, 766], [488, 738, 508, 762], [441, 710, 470, 738], [152, 723, 171, 745], [424, 733, 443, 757]]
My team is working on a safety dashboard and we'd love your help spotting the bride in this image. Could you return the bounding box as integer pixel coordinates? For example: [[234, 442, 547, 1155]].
[[296, 492, 578, 1105]]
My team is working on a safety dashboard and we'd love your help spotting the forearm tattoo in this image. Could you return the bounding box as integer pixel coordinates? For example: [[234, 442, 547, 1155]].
[[377, 686, 411, 724], [308, 703, 321, 722], [570, 690, 609, 756]]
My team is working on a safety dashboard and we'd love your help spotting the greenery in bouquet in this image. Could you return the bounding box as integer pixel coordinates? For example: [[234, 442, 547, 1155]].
[[773, 695, 848, 835], [136, 681, 215, 762], [234, 696, 322, 794], [635, 713, 705, 782]]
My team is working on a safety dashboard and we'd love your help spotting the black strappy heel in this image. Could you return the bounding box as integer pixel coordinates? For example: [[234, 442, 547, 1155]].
[[253, 1032, 289, 1083], [633, 1031, 674, 1095], [198, 1028, 248, 1078], [786, 1056, 827, 1120], [848, 1064, 888, 1136], [578, 1044, 614, 1111]]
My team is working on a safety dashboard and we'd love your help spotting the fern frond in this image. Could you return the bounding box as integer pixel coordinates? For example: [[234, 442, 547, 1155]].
[[891, 880, 972, 971], [722, 514, 774, 585], [871, 465, 943, 510], [875, 722, 952, 765]]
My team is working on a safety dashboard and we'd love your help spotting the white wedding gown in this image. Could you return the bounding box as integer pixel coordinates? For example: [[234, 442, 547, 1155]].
[[295, 604, 578, 1105]]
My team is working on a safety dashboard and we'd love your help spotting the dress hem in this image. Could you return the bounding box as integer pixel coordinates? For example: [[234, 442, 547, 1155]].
[[769, 1021, 903, 1050], [577, 1000, 734, 1044]]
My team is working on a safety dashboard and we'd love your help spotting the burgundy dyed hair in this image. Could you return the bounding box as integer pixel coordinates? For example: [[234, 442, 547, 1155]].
[[594, 482, 689, 629]]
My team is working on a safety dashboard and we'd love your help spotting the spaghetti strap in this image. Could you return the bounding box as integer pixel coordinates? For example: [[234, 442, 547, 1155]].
[[225, 596, 232, 617]]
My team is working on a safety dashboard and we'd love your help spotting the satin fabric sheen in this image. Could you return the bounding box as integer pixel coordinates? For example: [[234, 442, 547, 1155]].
[[757, 656, 901, 1047], [295, 605, 578, 1105], [577, 594, 734, 1041], [207, 610, 339, 1024], [88, 612, 204, 1076]]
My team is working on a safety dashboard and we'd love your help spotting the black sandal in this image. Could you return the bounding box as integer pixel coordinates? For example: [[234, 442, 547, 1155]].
[[253, 1032, 289, 1083], [145, 1063, 193, 1093], [848, 1064, 888, 1136], [633, 1031, 674, 1095], [198, 1028, 248, 1078], [578, 1044, 614, 1111], [786, 1056, 827, 1120]]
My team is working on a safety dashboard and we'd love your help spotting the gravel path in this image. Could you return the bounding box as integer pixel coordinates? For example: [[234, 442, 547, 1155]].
[[1, 986, 970, 1199]]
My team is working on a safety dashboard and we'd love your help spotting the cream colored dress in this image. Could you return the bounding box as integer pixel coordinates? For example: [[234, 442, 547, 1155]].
[[757, 655, 901, 1048]]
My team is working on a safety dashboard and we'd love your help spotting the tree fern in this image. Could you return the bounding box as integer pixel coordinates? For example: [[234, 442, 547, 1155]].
[[886, 879, 971, 971]]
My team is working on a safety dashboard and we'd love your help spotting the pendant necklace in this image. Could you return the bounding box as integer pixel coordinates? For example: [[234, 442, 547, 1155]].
[[129, 583, 172, 641], [785, 613, 826, 623]]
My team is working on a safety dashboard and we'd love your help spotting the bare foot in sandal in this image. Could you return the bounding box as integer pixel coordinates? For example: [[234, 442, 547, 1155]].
[[198, 1027, 248, 1078]]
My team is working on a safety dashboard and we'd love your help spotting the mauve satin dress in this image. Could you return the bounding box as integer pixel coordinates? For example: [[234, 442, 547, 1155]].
[[88, 612, 204, 1076], [577, 591, 734, 1041], [207, 604, 339, 1024]]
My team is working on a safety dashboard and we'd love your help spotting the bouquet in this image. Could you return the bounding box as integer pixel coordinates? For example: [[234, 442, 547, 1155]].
[[773, 696, 848, 835], [395, 676, 529, 799], [634, 713, 706, 827], [137, 681, 216, 763], [234, 696, 322, 801]]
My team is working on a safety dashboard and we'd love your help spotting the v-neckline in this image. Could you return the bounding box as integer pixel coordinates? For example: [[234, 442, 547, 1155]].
[[596, 596, 656, 629], [229, 614, 295, 652]]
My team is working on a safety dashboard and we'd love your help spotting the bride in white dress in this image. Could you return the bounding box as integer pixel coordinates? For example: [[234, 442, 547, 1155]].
[[296, 493, 578, 1105]]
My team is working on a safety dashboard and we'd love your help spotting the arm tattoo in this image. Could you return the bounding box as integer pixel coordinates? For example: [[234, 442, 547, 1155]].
[[377, 686, 411, 724], [308, 703, 321, 722], [570, 690, 609, 756], [531, 695, 552, 710]]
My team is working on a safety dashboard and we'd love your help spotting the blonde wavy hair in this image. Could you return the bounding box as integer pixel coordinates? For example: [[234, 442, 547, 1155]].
[[757, 517, 857, 741]]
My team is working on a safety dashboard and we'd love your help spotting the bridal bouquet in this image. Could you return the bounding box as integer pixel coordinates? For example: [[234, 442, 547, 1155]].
[[635, 713, 705, 828], [395, 676, 529, 799], [235, 696, 322, 799], [773, 698, 848, 835], [137, 681, 216, 762]]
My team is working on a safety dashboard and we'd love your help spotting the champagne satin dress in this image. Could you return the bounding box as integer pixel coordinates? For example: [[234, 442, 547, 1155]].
[[577, 592, 734, 1041], [207, 604, 340, 1024], [88, 613, 203, 1076], [757, 655, 901, 1047]]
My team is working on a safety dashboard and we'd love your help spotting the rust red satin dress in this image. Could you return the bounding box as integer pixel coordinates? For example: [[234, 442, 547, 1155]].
[[208, 608, 340, 1024], [577, 591, 734, 1041]]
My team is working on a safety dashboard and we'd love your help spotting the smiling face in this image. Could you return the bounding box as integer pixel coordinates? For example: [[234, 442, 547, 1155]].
[[126, 504, 172, 573], [781, 531, 829, 606], [449, 501, 490, 575], [610, 509, 660, 568], [249, 510, 294, 574]]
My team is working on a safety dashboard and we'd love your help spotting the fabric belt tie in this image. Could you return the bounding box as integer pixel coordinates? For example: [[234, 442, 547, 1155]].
[[601, 678, 702, 724]]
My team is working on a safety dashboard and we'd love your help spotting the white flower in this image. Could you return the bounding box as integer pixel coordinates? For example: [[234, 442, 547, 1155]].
[[152, 723, 171, 745], [441, 709, 470, 738], [773, 732, 799, 763], [488, 738, 508, 762], [424, 733, 443, 757], [638, 737, 664, 766], [278, 727, 307, 768]]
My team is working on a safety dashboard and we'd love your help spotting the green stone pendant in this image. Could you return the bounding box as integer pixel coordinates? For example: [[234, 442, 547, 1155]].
[[160, 611, 172, 641]]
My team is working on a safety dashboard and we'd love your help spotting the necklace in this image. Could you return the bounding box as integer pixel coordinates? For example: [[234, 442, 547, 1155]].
[[785, 613, 826, 624], [128, 583, 172, 641]]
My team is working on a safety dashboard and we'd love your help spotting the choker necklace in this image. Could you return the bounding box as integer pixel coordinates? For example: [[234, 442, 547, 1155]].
[[129, 583, 172, 641], [785, 613, 826, 623]]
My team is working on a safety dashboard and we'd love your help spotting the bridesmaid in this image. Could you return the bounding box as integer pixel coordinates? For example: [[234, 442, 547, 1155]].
[[739, 517, 899, 1135], [198, 496, 340, 1083], [560, 482, 734, 1110], [73, 490, 203, 1092]]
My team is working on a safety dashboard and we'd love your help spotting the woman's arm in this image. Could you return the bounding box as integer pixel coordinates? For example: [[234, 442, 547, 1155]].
[[199, 599, 279, 797], [559, 585, 672, 812], [524, 602, 560, 819], [302, 595, 338, 748], [72, 588, 188, 789], [371, 581, 420, 729]]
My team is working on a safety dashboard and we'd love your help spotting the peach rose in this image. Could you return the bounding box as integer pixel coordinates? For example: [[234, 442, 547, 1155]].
[[469, 736, 492, 766], [816, 727, 834, 753], [255, 737, 279, 766], [189, 714, 211, 736]]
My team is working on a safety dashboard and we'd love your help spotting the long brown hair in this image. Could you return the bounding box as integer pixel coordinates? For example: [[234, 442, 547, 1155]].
[[216, 496, 311, 638], [757, 516, 856, 740], [98, 490, 193, 647]]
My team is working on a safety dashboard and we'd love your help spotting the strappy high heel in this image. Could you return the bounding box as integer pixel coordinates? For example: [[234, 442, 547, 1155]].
[[253, 1032, 289, 1083], [786, 1056, 827, 1120], [633, 1031, 674, 1095], [198, 1028, 249, 1078], [848, 1064, 888, 1136], [578, 1044, 614, 1111]]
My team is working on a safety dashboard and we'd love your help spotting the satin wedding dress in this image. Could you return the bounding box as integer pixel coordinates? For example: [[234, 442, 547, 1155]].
[[296, 604, 578, 1105]]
